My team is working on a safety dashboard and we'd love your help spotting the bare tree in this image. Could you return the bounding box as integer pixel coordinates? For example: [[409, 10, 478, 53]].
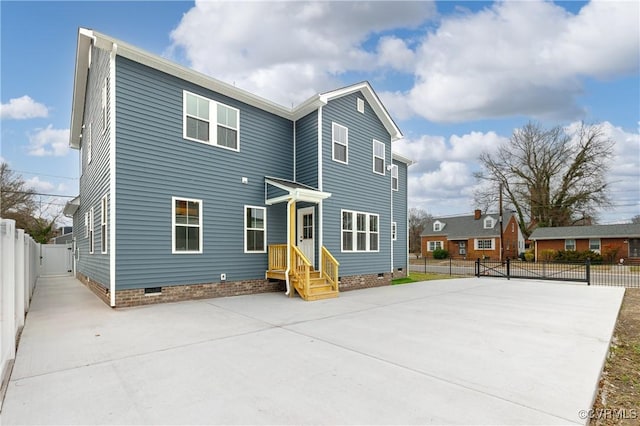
[[474, 122, 613, 239], [632, 215, 640, 224], [408, 207, 432, 255], [1, 162, 37, 229]]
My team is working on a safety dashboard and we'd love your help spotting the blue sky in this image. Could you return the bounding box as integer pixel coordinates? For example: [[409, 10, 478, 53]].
[[1, 0, 639, 226]]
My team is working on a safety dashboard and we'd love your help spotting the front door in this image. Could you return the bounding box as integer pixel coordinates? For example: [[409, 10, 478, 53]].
[[297, 207, 315, 266]]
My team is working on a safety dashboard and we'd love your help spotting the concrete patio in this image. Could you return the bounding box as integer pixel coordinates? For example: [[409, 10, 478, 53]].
[[1, 275, 624, 425]]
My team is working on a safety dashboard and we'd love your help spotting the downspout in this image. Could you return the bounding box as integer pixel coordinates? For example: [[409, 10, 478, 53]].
[[109, 43, 117, 307], [317, 106, 323, 272], [390, 154, 394, 276], [284, 198, 293, 296]]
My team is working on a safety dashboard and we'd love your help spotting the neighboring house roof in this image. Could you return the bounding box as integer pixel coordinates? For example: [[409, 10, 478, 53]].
[[529, 224, 640, 240], [421, 213, 512, 239], [70, 28, 404, 150]]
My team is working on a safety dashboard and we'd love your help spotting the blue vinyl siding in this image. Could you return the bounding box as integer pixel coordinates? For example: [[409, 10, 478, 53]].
[[321, 93, 393, 276], [294, 112, 318, 187], [74, 46, 111, 288], [392, 159, 409, 269], [114, 57, 291, 290]]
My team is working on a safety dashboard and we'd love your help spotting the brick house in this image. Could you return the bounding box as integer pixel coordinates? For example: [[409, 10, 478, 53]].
[[529, 223, 640, 262], [421, 210, 524, 260]]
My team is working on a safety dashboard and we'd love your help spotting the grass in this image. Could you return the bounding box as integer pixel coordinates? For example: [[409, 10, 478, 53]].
[[392, 272, 456, 285]]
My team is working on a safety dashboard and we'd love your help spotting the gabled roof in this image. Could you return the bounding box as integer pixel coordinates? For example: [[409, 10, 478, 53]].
[[421, 213, 513, 239], [529, 224, 640, 240], [264, 177, 331, 205], [70, 28, 403, 149]]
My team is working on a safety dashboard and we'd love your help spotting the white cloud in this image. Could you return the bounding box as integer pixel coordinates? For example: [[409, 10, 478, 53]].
[[376, 36, 415, 72], [26, 176, 55, 193], [402, 0, 639, 122], [169, 0, 435, 106], [27, 125, 70, 157], [1, 95, 49, 120]]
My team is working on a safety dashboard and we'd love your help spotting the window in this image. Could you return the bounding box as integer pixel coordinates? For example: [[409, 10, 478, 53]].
[[245, 206, 266, 253], [302, 213, 313, 239], [484, 217, 495, 229], [392, 222, 397, 241], [101, 80, 107, 133], [101, 196, 107, 254], [86, 123, 92, 164], [341, 210, 379, 252], [459, 241, 466, 255], [373, 140, 385, 175], [332, 122, 348, 163], [172, 197, 202, 253], [89, 208, 94, 254], [391, 164, 398, 191], [589, 239, 601, 253], [428, 241, 443, 251], [475, 239, 494, 250], [433, 222, 441, 232], [183, 91, 239, 151], [84, 212, 89, 238], [357, 98, 365, 113], [565, 239, 576, 251]]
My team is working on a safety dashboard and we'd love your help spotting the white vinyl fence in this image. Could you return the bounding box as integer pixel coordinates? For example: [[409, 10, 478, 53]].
[[0, 218, 40, 395]]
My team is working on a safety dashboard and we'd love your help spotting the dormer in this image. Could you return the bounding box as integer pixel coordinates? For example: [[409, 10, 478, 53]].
[[433, 220, 444, 232], [483, 216, 496, 229]]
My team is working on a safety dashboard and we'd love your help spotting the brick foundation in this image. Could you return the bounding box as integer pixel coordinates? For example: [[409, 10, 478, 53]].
[[77, 269, 408, 307]]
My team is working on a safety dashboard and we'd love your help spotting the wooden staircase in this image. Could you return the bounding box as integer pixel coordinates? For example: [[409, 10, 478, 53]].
[[267, 245, 339, 301]]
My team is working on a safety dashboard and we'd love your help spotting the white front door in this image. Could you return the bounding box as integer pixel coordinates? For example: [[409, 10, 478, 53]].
[[297, 207, 315, 265]]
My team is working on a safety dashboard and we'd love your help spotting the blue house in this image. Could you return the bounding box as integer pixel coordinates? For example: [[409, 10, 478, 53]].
[[64, 28, 412, 307]]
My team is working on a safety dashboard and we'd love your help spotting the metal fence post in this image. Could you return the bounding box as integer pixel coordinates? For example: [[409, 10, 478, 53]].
[[586, 258, 591, 286], [475, 258, 480, 277], [424, 256, 426, 273], [449, 257, 452, 276], [506, 257, 511, 280]]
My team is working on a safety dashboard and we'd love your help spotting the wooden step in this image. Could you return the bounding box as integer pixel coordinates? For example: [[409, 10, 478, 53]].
[[304, 289, 339, 301]]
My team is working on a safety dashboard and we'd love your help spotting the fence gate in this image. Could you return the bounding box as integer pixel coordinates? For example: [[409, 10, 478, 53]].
[[40, 244, 73, 276]]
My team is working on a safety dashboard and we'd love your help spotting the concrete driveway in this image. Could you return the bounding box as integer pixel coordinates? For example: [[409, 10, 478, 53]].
[[1, 275, 624, 425]]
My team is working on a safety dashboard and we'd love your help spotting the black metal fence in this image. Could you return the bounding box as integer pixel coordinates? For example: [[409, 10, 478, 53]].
[[409, 257, 640, 288]]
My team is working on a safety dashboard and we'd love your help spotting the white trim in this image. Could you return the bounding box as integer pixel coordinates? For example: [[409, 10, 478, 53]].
[[293, 120, 296, 181], [84, 211, 89, 238], [357, 97, 365, 114], [172, 196, 203, 254], [589, 238, 601, 253], [341, 209, 380, 253], [474, 238, 495, 250], [373, 139, 385, 175], [101, 195, 108, 254], [564, 239, 576, 251], [101, 80, 107, 134], [427, 240, 444, 251], [86, 122, 92, 164], [331, 122, 348, 164], [109, 44, 117, 307], [483, 216, 496, 229], [89, 207, 94, 254], [244, 205, 267, 254], [183, 90, 240, 152], [391, 164, 398, 191]]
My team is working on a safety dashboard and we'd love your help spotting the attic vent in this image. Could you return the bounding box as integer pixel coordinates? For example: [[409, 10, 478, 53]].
[[357, 98, 365, 113], [144, 287, 162, 295]]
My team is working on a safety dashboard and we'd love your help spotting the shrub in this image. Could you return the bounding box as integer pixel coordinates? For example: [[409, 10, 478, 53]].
[[539, 249, 557, 261], [554, 250, 603, 263], [602, 245, 620, 263], [524, 251, 535, 262], [433, 248, 449, 259]]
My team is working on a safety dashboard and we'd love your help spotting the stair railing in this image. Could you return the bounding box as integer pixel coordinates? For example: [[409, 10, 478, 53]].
[[321, 246, 340, 292], [291, 245, 311, 297]]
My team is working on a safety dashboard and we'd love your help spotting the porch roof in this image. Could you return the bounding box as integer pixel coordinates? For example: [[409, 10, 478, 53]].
[[264, 177, 331, 205], [63, 196, 80, 217]]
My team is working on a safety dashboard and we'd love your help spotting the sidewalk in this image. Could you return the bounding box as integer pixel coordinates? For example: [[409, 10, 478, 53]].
[[1, 275, 624, 425]]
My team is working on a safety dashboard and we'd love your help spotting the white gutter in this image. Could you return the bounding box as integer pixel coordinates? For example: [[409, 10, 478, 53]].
[[390, 154, 394, 276], [284, 199, 293, 296], [109, 43, 117, 307], [317, 106, 323, 272]]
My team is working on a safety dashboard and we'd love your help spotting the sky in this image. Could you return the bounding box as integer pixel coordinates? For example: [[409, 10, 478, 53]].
[[1, 0, 639, 227]]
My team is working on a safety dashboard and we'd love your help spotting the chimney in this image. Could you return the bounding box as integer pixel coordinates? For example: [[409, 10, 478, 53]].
[[474, 209, 482, 220]]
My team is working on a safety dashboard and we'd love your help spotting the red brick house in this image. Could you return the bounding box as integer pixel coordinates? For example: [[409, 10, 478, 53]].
[[529, 223, 640, 262], [421, 210, 524, 260]]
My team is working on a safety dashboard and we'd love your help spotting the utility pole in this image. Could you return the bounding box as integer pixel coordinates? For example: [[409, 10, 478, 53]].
[[499, 183, 504, 262]]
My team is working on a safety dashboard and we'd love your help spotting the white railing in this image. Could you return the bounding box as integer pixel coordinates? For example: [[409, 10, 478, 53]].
[[0, 218, 40, 402]]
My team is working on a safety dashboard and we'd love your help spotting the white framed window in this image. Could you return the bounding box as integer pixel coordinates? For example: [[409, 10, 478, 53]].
[[84, 211, 89, 238], [392, 222, 397, 241], [565, 239, 576, 251], [183, 91, 240, 151], [244, 206, 266, 253], [459, 241, 466, 255], [86, 123, 92, 164], [391, 164, 398, 191], [475, 239, 494, 250], [373, 140, 385, 175], [357, 98, 365, 113], [101, 80, 107, 134], [89, 207, 94, 254], [589, 238, 601, 253], [341, 210, 379, 252], [484, 217, 495, 229], [101, 196, 107, 254], [332, 122, 348, 164], [428, 241, 443, 251], [172, 197, 203, 254], [433, 221, 442, 232]]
